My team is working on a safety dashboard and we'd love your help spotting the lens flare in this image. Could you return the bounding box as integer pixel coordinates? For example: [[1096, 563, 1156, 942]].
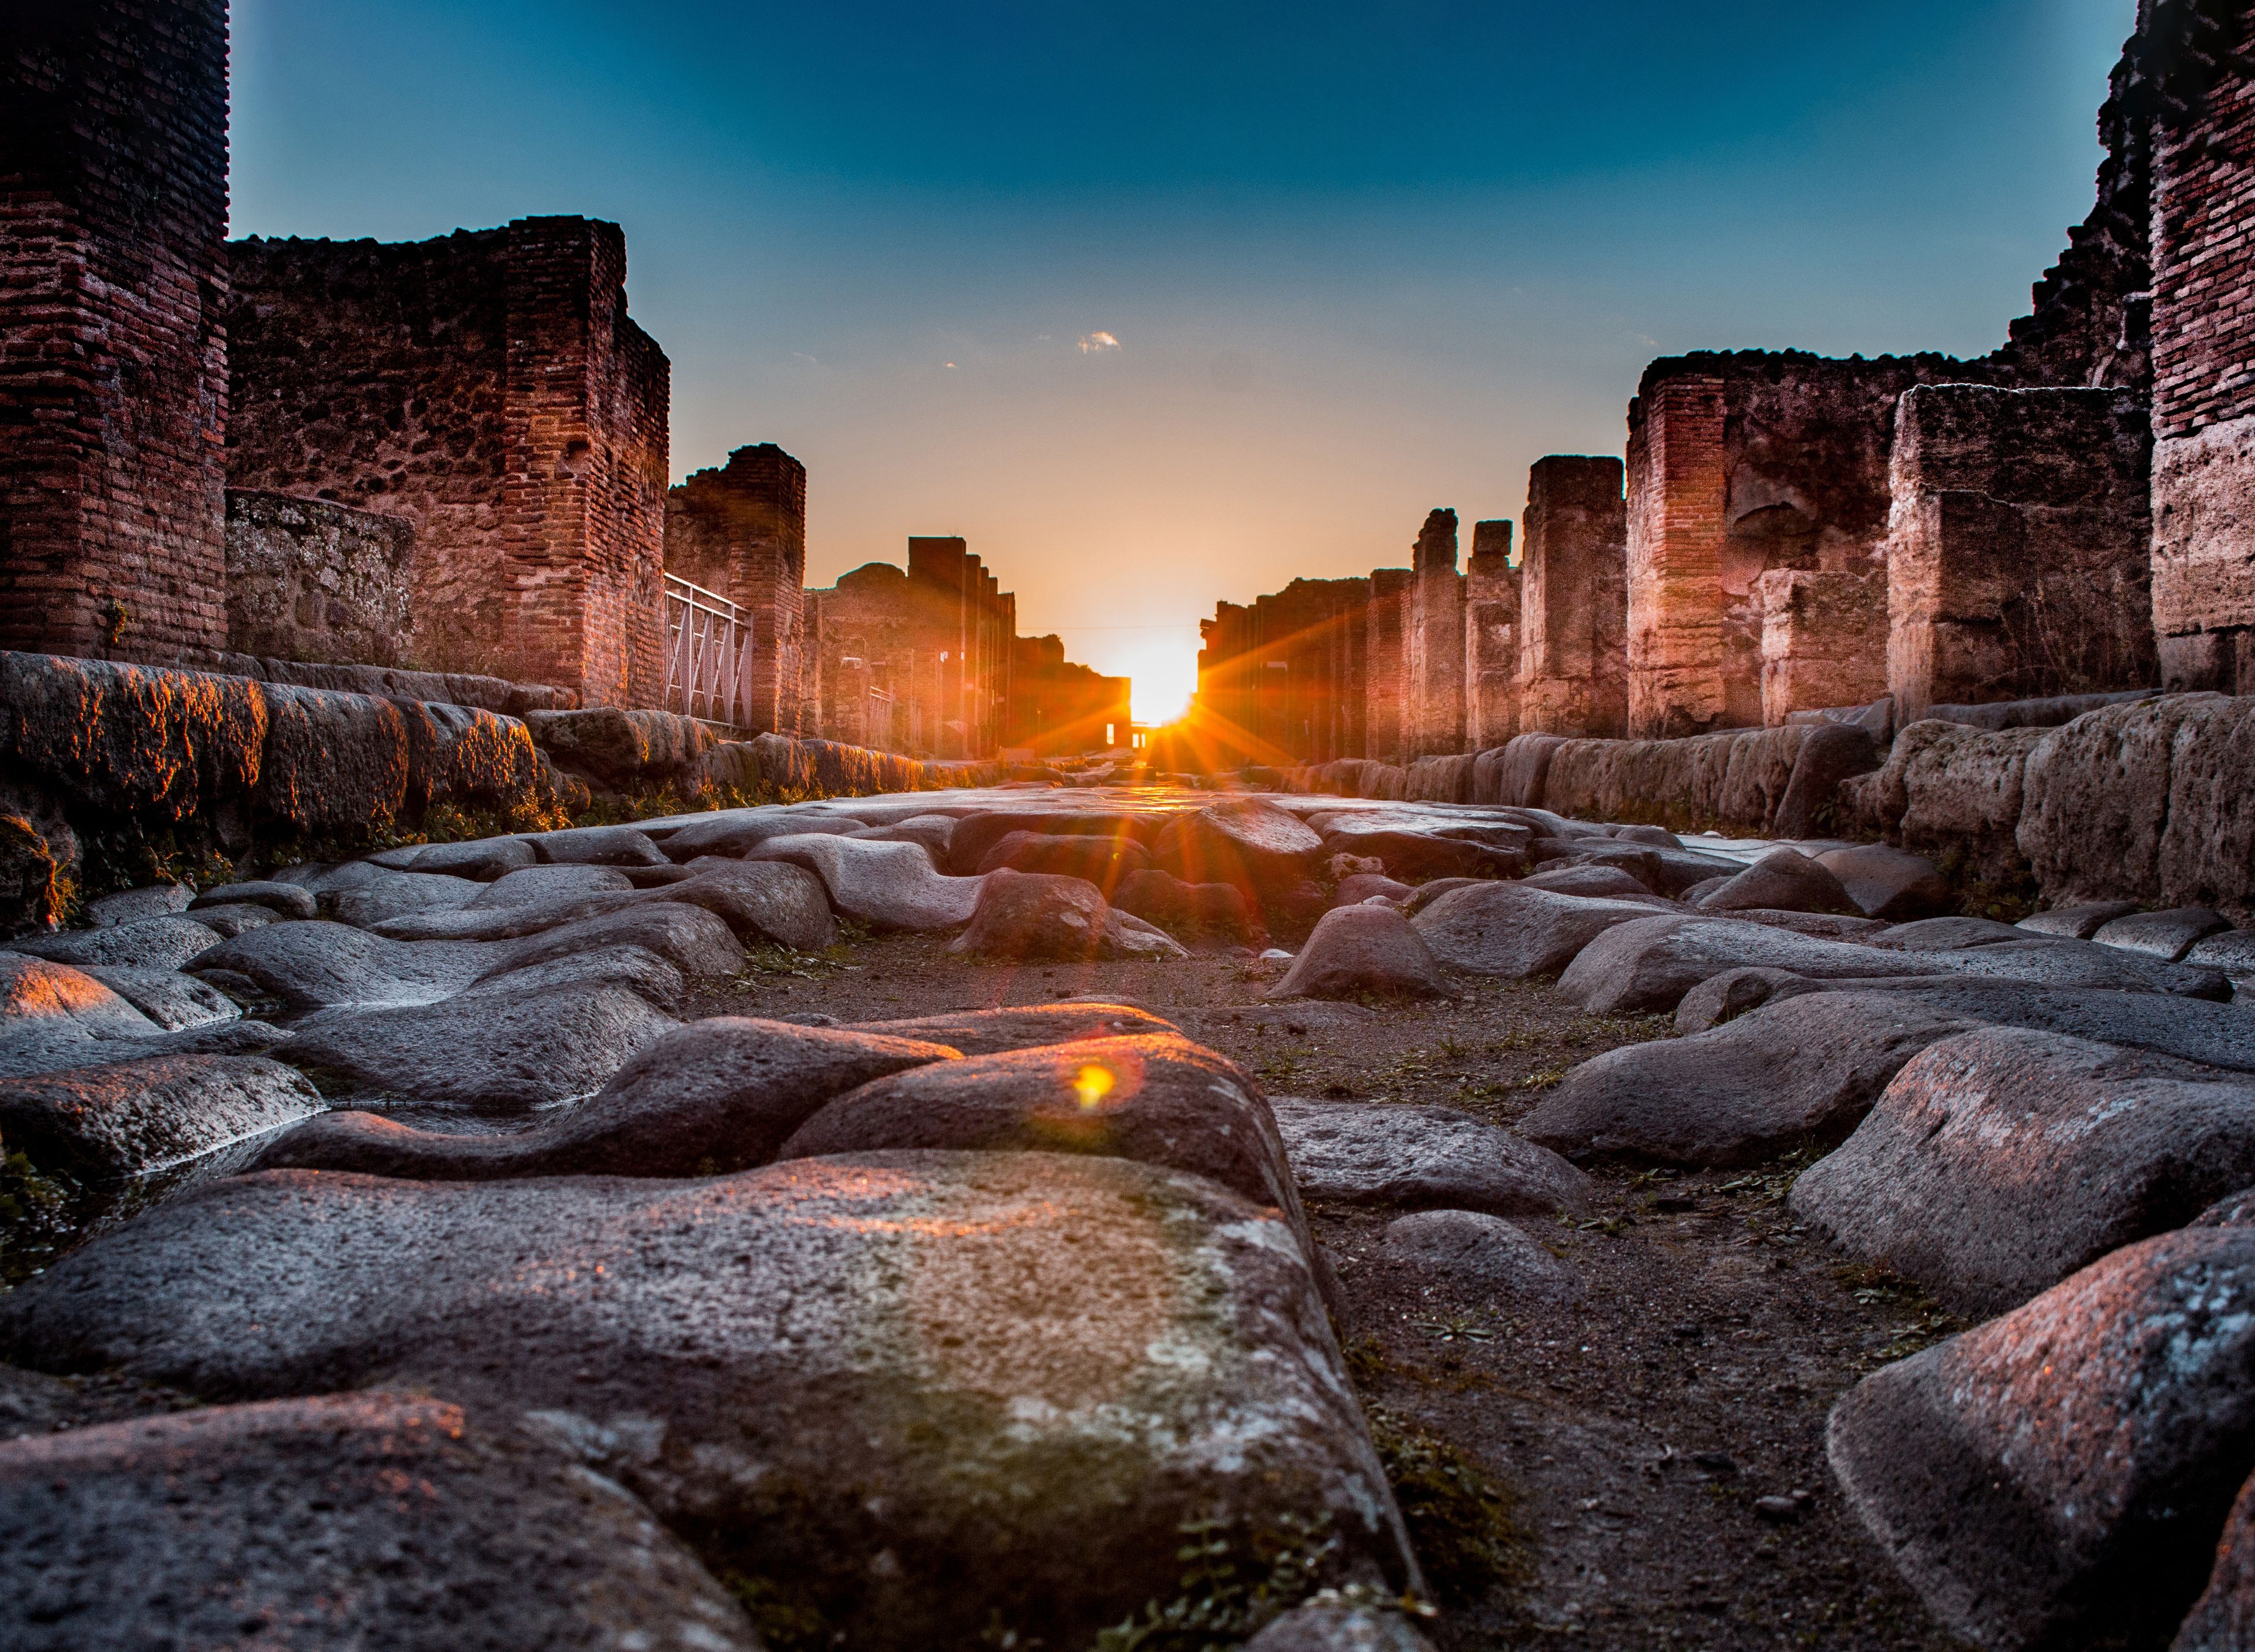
[[1073, 1063, 1116, 1110]]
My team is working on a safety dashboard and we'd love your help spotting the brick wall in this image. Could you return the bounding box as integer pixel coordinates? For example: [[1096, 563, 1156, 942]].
[[2148, 1, 2255, 689], [1887, 384, 2155, 717], [227, 217, 669, 707], [665, 443, 807, 736], [1519, 455, 1628, 737], [1364, 568, 1413, 764], [1625, 375, 1728, 737], [1, 1, 230, 663]]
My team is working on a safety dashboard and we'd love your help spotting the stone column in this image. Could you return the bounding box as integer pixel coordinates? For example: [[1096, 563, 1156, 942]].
[[1465, 520, 1520, 749], [1519, 455, 1629, 737], [1625, 377, 1728, 737], [1408, 509, 1465, 757]]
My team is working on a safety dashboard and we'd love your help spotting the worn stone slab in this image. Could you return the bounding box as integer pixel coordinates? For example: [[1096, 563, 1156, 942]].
[[1152, 798, 1325, 896], [2189, 930, 2255, 986], [326, 868, 482, 929], [1827, 1225, 2255, 1650], [463, 862, 635, 908], [2017, 901, 2142, 940], [1792, 1028, 2255, 1314], [83, 885, 191, 928], [1695, 847, 1856, 916], [403, 837, 535, 880], [260, 1019, 955, 1180], [1272, 1098, 1590, 1217], [1, 953, 160, 1041], [2175, 1465, 2255, 1652], [183, 903, 275, 940], [1273, 905, 1450, 1000], [282, 983, 676, 1113], [77, 965, 239, 1032], [1813, 844, 1953, 921], [2095, 905, 2233, 960], [0, 1393, 762, 1652], [1521, 864, 1668, 903], [1558, 917, 1944, 1013], [948, 868, 1181, 962], [11, 917, 222, 972], [1112, 868, 1258, 940], [0, 1054, 321, 1179], [1526, 993, 1981, 1168], [748, 834, 987, 930], [846, 1003, 1182, 1054], [1379, 1209, 1581, 1303], [1413, 883, 1677, 979], [0, 1152, 1415, 1652], [189, 880, 317, 921], [524, 824, 668, 867]]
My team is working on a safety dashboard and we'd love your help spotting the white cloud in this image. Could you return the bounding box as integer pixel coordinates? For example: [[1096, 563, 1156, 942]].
[[944, 361, 958, 369], [1077, 331, 1120, 354]]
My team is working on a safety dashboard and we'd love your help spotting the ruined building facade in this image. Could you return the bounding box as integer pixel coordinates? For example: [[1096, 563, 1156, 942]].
[[665, 443, 807, 737]]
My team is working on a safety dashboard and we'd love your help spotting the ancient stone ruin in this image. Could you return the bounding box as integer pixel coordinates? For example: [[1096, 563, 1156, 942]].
[[14, 3, 2255, 1651]]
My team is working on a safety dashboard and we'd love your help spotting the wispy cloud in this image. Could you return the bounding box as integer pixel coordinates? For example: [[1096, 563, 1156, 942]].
[[1077, 331, 1120, 354]]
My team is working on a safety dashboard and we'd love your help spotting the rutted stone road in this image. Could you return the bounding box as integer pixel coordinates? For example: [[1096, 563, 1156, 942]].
[[6, 785, 2255, 1650]]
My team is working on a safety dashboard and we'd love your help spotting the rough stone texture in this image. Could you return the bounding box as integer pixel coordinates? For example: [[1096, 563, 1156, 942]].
[[846, 1003, 1181, 1055], [223, 489, 416, 669], [12, 917, 222, 972], [1111, 868, 1257, 941], [1793, 1027, 2255, 1314], [2095, 904, 2233, 959], [1884, 385, 2155, 722], [975, 828, 1150, 892], [1814, 843, 1954, 921], [1540, 726, 1812, 837], [282, 983, 676, 1113], [948, 868, 1170, 962], [78, 964, 238, 1032], [190, 920, 491, 1012], [2019, 693, 2255, 924], [2176, 1465, 2255, 1652], [228, 219, 671, 706], [0, 1, 231, 665], [260, 1019, 955, 1181], [1378, 1209, 1581, 1303], [1465, 520, 1521, 749], [0, 1153, 1416, 1651], [1826, 1224, 2255, 1651], [1271, 1097, 1590, 1217], [1413, 882, 1668, 979], [748, 834, 986, 931], [1758, 569, 1887, 726], [191, 879, 317, 921], [2018, 900, 2143, 939], [1518, 457, 1629, 737], [1625, 373, 1730, 737], [1528, 993, 1980, 1167], [1843, 717, 2047, 884], [1695, 847, 1855, 915], [0, 1054, 320, 1180], [665, 443, 806, 735], [1152, 798, 1325, 903], [0, 1393, 763, 1652], [1245, 1600, 1440, 1652], [1271, 905, 1450, 1000], [1557, 916, 1940, 1013]]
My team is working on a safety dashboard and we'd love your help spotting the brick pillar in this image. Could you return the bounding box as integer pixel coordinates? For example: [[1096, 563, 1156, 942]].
[[500, 217, 669, 709], [663, 443, 806, 733], [1519, 455, 1629, 737], [1407, 509, 1464, 757], [1625, 377, 1728, 737], [1465, 521, 1520, 749], [0, 1, 230, 663], [2150, 3, 2255, 692], [1365, 568, 1413, 764]]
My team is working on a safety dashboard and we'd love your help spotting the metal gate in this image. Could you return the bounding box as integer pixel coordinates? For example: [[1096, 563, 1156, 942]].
[[663, 573, 754, 729]]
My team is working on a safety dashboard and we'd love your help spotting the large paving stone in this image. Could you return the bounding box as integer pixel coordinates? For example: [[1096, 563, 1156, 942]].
[[189, 880, 317, 921], [1792, 1027, 2255, 1314], [1557, 916, 1943, 1012], [1412, 883, 1676, 979], [748, 834, 987, 930], [846, 812, 960, 861], [1525, 993, 1980, 1168], [942, 810, 1155, 876], [1379, 1209, 1581, 1303], [11, 916, 222, 972], [1152, 797, 1325, 896], [282, 983, 677, 1114], [948, 868, 1183, 962], [77, 965, 238, 1032], [2190, 930, 2255, 988], [974, 828, 1150, 892], [1245, 1599, 1439, 1651], [191, 921, 494, 1012], [1272, 1098, 1590, 1217], [847, 1003, 1182, 1054], [0, 1393, 762, 1652], [83, 884, 191, 928], [1865, 915, 2031, 950], [2096, 905, 2233, 961], [325, 868, 483, 928], [524, 823, 668, 867], [366, 861, 830, 952], [1521, 864, 1669, 903], [0, 1054, 321, 1179], [1, 952, 159, 1040], [2175, 1466, 2255, 1652], [779, 1033, 1299, 1219], [464, 862, 635, 908], [0, 1153, 1414, 1651], [184, 902, 275, 940], [1695, 847, 1855, 916], [1917, 936, 2231, 998], [259, 1019, 955, 1180], [1827, 1224, 2255, 1650], [1813, 843, 1954, 921], [1112, 868, 1257, 940], [404, 837, 535, 880], [2018, 900, 2142, 940], [1314, 828, 1522, 882], [1273, 905, 1450, 1000], [657, 808, 860, 862], [460, 943, 691, 1013]]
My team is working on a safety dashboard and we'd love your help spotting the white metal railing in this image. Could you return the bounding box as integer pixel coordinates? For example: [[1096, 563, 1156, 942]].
[[664, 574, 754, 729]]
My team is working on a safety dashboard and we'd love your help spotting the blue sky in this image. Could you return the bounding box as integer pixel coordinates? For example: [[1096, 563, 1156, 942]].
[[230, 0, 2134, 717]]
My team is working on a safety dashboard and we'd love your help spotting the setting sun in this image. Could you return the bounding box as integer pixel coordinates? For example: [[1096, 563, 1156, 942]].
[[1118, 638, 1199, 725]]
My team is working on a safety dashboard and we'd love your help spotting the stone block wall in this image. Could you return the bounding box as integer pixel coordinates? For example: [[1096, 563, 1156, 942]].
[[1405, 508, 1465, 757], [223, 489, 416, 669], [665, 443, 807, 736], [1518, 454, 1628, 736], [1363, 567, 1412, 764], [2149, 1, 2255, 692], [1885, 385, 2154, 720], [226, 218, 669, 709], [0, 1, 231, 664], [1465, 520, 1520, 749], [1757, 569, 1887, 725]]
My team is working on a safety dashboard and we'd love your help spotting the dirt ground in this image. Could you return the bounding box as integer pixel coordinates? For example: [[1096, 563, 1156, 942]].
[[691, 933, 1965, 1651]]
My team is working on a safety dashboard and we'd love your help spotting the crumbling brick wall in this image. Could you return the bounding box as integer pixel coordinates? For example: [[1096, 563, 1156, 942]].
[[1886, 384, 2155, 718], [1519, 455, 1628, 737], [1465, 520, 1519, 749], [665, 443, 807, 736], [227, 217, 669, 708], [223, 488, 415, 668], [0, 1, 231, 663], [1195, 577, 1368, 764], [1363, 568, 1413, 764], [2148, 0, 2255, 690]]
